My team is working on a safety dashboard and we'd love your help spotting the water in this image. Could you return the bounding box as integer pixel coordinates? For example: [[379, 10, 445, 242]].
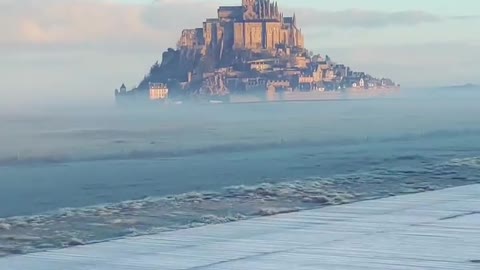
[[1, 88, 480, 256]]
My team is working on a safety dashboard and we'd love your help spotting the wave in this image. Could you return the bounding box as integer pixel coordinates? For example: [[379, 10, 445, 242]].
[[2, 128, 480, 167], [446, 157, 480, 168], [1, 155, 479, 257], [0, 177, 359, 256]]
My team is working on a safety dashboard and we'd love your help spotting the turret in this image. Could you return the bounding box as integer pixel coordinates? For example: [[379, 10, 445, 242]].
[[242, 0, 255, 8], [267, 0, 271, 18], [242, 0, 256, 19], [120, 83, 127, 94], [259, 0, 265, 19], [268, 0, 275, 18], [264, 0, 268, 18]]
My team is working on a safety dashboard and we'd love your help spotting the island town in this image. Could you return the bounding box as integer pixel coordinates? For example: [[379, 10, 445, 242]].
[[115, 0, 399, 104]]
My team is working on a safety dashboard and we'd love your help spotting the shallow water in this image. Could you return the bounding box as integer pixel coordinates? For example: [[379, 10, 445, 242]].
[[1, 88, 480, 256]]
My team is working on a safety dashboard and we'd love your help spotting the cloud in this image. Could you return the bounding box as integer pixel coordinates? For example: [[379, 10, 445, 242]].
[[1, 0, 477, 51], [320, 41, 480, 87], [292, 9, 478, 29], [451, 15, 480, 20], [0, 0, 218, 50]]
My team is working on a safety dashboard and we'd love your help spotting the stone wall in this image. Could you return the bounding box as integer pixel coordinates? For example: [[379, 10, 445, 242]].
[[244, 22, 263, 49]]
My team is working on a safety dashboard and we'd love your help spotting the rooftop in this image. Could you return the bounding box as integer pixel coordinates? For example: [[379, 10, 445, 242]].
[[1, 184, 478, 269]]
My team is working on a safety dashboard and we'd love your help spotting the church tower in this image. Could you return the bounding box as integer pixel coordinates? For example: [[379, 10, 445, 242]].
[[242, 0, 257, 20], [242, 0, 255, 9]]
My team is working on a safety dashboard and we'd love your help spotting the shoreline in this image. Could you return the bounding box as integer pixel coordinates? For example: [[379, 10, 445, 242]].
[[118, 87, 401, 106], [0, 184, 466, 258], [2, 184, 478, 268]]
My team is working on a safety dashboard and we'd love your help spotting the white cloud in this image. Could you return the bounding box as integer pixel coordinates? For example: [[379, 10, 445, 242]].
[[292, 8, 478, 29], [0, 0, 217, 50], [1, 0, 476, 49], [323, 42, 480, 87]]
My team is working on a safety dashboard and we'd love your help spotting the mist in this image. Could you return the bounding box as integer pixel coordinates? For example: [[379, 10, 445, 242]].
[[2, 87, 480, 256], [1, 88, 479, 168], [2, 0, 480, 262]]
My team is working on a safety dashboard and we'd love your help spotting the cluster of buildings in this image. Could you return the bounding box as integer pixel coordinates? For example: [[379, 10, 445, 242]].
[[207, 55, 397, 96], [115, 0, 397, 103]]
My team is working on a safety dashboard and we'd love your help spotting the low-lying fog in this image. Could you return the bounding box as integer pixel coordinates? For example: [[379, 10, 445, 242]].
[[0, 87, 479, 256], [1, 88, 478, 167]]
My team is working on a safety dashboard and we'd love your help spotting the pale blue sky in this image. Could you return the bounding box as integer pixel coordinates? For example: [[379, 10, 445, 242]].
[[120, 0, 480, 15], [0, 0, 479, 108]]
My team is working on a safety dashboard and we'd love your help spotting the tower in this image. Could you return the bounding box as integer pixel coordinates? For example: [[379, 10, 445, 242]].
[[242, 0, 256, 20], [120, 83, 127, 94], [242, 0, 255, 12]]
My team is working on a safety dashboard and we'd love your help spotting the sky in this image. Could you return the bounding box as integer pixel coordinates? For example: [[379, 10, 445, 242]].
[[1, 0, 479, 108]]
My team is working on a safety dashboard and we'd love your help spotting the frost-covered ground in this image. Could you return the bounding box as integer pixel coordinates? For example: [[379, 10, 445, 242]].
[[1, 184, 479, 269], [0, 88, 480, 257]]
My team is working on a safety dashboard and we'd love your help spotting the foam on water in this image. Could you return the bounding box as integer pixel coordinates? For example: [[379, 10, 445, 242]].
[[0, 156, 479, 257], [0, 178, 353, 256], [0, 223, 11, 231], [447, 157, 480, 168]]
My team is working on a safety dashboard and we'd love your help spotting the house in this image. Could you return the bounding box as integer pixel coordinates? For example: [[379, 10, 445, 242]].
[[149, 83, 169, 100], [359, 78, 365, 88]]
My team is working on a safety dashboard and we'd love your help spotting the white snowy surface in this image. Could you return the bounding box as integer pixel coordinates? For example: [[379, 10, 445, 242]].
[[1, 184, 479, 270]]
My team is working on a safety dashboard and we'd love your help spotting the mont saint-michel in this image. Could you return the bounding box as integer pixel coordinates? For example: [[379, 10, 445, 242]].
[[115, 0, 399, 104]]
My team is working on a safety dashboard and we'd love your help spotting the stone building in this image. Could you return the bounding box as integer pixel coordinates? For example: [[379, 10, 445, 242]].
[[115, 0, 397, 102], [177, 29, 205, 49], [178, 0, 304, 53], [149, 83, 169, 100]]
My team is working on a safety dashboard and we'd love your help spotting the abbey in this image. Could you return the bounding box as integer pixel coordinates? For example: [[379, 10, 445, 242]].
[[115, 0, 398, 102], [177, 0, 304, 52]]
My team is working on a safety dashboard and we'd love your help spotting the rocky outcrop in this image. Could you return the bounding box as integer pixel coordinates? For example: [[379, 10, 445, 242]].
[[137, 47, 203, 93]]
